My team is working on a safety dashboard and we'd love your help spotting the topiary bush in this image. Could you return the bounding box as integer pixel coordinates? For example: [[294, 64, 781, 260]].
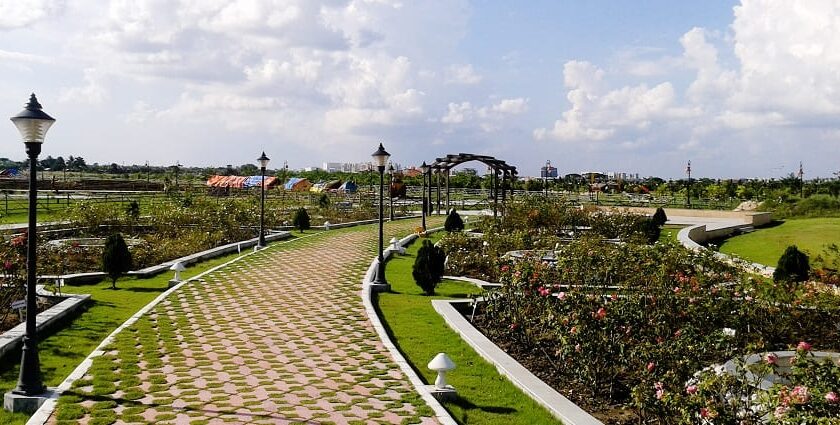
[[444, 209, 464, 232], [412, 239, 446, 295], [102, 233, 132, 289], [774, 245, 810, 282], [292, 207, 311, 232], [318, 193, 330, 209], [652, 207, 667, 227]]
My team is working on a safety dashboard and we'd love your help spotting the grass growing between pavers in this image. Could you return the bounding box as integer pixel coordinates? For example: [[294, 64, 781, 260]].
[[718, 217, 840, 266], [0, 232, 307, 425], [377, 233, 561, 425]]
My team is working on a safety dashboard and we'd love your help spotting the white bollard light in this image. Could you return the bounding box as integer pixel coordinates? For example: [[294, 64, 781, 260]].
[[170, 262, 186, 282], [427, 353, 456, 390], [324, 221, 331, 231]]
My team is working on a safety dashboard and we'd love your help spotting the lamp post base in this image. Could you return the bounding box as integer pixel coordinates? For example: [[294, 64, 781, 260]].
[[370, 258, 390, 293], [4, 388, 55, 413]]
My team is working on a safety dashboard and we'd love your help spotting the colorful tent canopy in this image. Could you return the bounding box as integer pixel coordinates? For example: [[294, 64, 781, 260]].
[[338, 181, 358, 193], [284, 177, 313, 191]]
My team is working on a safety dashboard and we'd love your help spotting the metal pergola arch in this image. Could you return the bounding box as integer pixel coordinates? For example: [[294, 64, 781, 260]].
[[424, 153, 518, 218]]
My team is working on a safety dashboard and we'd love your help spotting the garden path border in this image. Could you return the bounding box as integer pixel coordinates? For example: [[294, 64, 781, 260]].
[[0, 287, 90, 361], [361, 227, 459, 425], [677, 223, 775, 277]]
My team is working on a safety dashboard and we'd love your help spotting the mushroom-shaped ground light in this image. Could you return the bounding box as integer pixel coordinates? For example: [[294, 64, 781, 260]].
[[170, 262, 186, 282], [389, 237, 405, 254], [168, 262, 186, 288], [427, 353, 456, 390]]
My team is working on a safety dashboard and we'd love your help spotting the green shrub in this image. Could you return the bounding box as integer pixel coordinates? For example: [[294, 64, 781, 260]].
[[102, 233, 132, 289], [444, 209, 464, 232], [125, 200, 140, 221], [318, 193, 330, 209], [774, 245, 810, 282], [292, 207, 310, 232], [652, 207, 667, 227], [412, 239, 446, 295]]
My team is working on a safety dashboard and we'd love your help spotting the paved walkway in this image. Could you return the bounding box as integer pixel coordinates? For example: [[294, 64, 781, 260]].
[[49, 218, 442, 425]]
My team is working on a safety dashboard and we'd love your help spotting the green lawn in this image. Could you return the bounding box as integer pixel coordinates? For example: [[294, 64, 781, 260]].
[[378, 235, 560, 425], [659, 224, 684, 243], [718, 218, 840, 266], [0, 234, 303, 425]]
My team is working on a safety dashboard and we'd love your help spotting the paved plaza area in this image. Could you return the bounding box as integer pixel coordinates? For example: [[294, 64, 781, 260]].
[[48, 218, 443, 425]]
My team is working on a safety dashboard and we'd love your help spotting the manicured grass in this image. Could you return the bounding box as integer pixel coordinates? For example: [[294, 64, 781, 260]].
[[659, 224, 684, 243], [377, 234, 560, 425], [718, 218, 840, 266], [0, 234, 303, 425]]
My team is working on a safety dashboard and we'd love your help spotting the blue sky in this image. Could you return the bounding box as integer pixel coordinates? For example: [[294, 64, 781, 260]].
[[1, 0, 839, 178]]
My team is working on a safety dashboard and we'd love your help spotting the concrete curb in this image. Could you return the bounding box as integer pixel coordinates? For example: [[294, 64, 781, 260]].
[[0, 290, 90, 362], [432, 299, 603, 425], [25, 233, 320, 425], [677, 224, 775, 277], [360, 226, 458, 425]]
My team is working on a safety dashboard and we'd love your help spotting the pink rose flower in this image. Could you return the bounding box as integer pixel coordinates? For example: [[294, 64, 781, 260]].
[[797, 341, 812, 352], [555, 291, 566, 300], [685, 385, 697, 395], [646, 362, 656, 373], [826, 392, 839, 404], [699, 407, 709, 418], [594, 307, 607, 320], [766, 353, 778, 365], [790, 386, 810, 404]]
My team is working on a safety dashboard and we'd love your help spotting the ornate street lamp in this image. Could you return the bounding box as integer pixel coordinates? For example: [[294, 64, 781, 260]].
[[420, 161, 429, 231], [9, 94, 55, 401], [257, 152, 270, 247], [371, 143, 390, 288], [388, 163, 395, 221]]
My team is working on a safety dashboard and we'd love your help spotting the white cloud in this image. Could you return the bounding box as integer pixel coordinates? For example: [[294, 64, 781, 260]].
[[441, 97, 528, 132], [445, 64, 482, 85], [0, 0, 63, 29], [59, 68, 108, 104], [536, 0, 840, 174]]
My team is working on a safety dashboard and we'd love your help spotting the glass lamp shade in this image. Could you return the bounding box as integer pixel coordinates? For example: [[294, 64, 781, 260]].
[[10, 93, 55, 144], [371, 143, 390, 168], [420, 161, 429, 174], [257, 152, 270, 169]]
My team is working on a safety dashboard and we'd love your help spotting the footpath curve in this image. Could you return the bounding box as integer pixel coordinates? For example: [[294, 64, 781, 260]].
[[37, 219, 441, 425]]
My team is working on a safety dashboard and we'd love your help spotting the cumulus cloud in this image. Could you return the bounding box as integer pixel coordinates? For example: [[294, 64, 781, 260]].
[[441, 97, 528, 132], [536, 0, 840, 174], [59, 68, 109, 104], [0, 0, 64, 29], [445, 64, 482, 85]]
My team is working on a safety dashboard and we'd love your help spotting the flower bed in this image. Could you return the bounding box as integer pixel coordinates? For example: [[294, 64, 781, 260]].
[[438, 198, 840, 423]]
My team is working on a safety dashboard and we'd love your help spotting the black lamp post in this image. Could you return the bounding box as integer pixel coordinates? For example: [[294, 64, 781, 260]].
[[174, 161, 181, 189], [686, 160, 692, 208], [420, 161, 429, 231], [10, 94, 54, 398], [257, 152, 270, 247], [388, 163, 395, 221], [371, 143, 390, 287]]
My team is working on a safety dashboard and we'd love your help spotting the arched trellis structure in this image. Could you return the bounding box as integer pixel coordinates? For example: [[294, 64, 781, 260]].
[[425, 153, 518, 218]]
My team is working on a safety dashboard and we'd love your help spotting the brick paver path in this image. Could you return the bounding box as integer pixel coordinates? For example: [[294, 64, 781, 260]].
[[50, 218, 443, 425]]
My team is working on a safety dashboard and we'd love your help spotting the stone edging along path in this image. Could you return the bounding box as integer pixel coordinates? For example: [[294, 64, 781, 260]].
[[360, 228, 458, 425], [431, 275, 604, 425]]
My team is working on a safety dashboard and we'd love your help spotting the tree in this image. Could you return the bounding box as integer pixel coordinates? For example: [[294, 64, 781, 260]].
[[292, 207, 310, 232], [102, 233, 132, 289], [125, 200, 140, 222], [773, 245, 810, 283], [412, 239, 446, 295], [652, 207, 668, 227], [239, 164, 259, 176]]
